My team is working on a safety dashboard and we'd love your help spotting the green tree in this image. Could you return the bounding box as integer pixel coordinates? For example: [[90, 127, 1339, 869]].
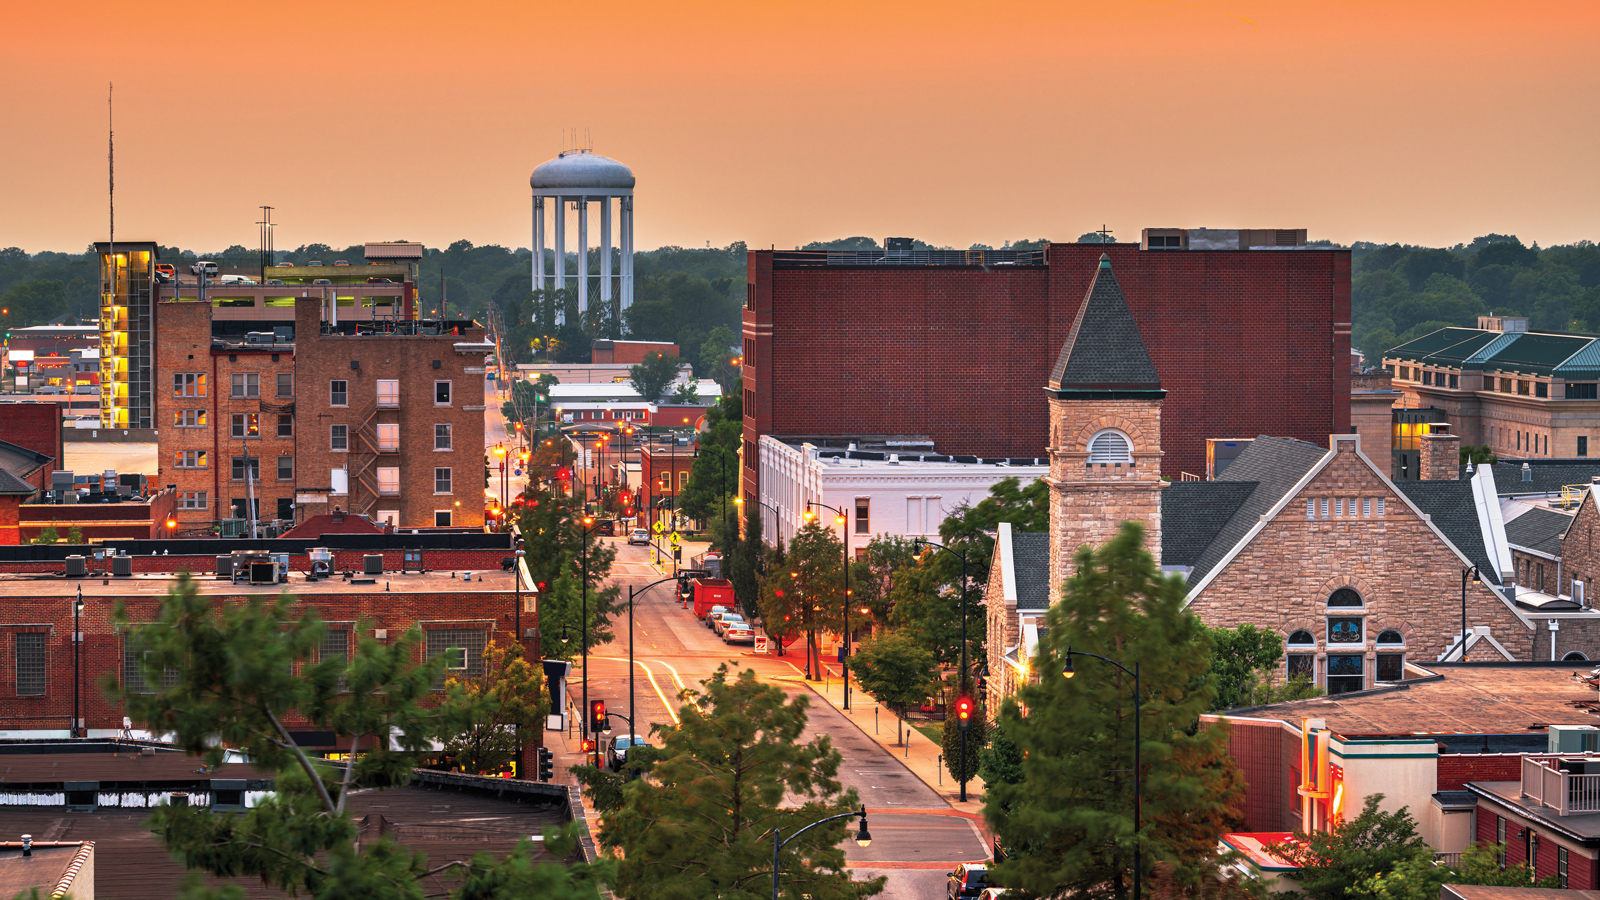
[[603, 666, 884, 900], [513, 485, 622, 661], [67, 526, 84, 544], [985, 523, 1245, 899], [31, 524, 59, 545], [1360, 842, 1559, 900], [628, 351, 681, 402], [442, 640, 549, 775], [698, 323, 740, 387], [779, 520, 848, 679], [1459, 444, 1496, 466], [670, 380, 699, 403], [1267, 795, 1434, 900], [677, 387, 741, 545], [850, 630, 938, 745], [103, 575, 609, 900], [942, 702, 988, 785], [0, 279, 69, 328], [1206, 624, 1284, 711], [979, 720, 1026, 789]]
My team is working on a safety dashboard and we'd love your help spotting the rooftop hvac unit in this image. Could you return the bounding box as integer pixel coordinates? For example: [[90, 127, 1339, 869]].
[[1549, 725, 1600, 754], [111, 555, 132, 576], [65, 555, 87, 577], [216, 555, 234, 577], [248, 561, 280, 585], [401, 549, 423, 573], [364, 554, 384, 575], [52, 471, 75, 491], [309, 548, 333, 577]]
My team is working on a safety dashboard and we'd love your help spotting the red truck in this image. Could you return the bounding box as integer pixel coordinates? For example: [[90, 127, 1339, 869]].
[[692, 578, 736, 619]]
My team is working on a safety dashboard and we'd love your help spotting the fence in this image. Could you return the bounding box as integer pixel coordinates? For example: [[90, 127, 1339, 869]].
[[1520, 755, 1600, 815]]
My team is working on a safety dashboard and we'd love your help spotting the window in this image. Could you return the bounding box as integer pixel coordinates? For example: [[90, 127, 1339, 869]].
[[1326, 654, 1365, 694], [1559, 846, 1569, 888], [1568, 383, 1599, 400], [1335, 497, 1345, 517], [231, 456, 261, 482], [1377, 630, 1405, 682], [16, 633, 46, 696], [377, 379, 399, 408], [1422, 371, 1433, 386], [173, 409, 206, 427], [1529, 832, 1540, 871], [1565, 652, 1590, 661], [1537, 382, 1549, 398], [173, 373, 206, 396], [434, 380, 452, 406], [435, 510, 453, 527], [178, 491, 207, 510], [434, 467, 452, 494], [1518, 380, 1530, 396], [276, 372, 293, 398], [123, 632, 179, 695], [331, 424, 348, 451], [1306, 499, 1315, 519], [855, 499, 869, 534], [1287, 654, 1315, 681], [277, 497, 293, 520], [1328, 617, 1363, 644], [745, 388, 756, 415], [1328, 588, 1363, 608], [277, 413, 293, 438], [1449, 374, 1459, 388], [276, 456, 293, 481], [426, 628, 486, 685], [1320, 498, 1329, 518], [231, 372, 259, 398], [173, 450, 207, 469], [320, 628, 349, 664], [1500, 378, 1512, 393], [434, 423, 452, 450], [1375, 497, 1385, 516], [1288, 630, 1316, 647], [230, 413, 260, 438], [1497, 818, 1506, 868], [679, 471, 689, 490], [1087, 429, 1134, 465], [377, 467, 400, 495], [1581, 436, 1590, 458], [378, 423, 399, 452], [330, 380, 348, 407], [1363, 497, 1372, 517]]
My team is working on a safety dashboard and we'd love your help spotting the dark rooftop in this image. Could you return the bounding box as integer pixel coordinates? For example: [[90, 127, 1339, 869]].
[[0, 843, 88, 900], [1160, 481, 1257, 568], [1010, 532, 1053, 611], [1394, 480, 1502, 585], [1504, 507, 1574, 557], [1048, 255, 1162, 393], [1476, 461, 1600, 497]]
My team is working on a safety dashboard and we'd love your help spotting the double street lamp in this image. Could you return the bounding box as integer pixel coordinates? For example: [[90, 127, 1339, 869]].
[[578, 515, 605, 767], [771, 808, 871, 900], [734, 496, 784, 548], [1459, 565, 1481, 662], [804, 501, 850, 708], [912, 538, 972, 801], [1063, 649, 1143, 900], [627, 575, 682, 745]]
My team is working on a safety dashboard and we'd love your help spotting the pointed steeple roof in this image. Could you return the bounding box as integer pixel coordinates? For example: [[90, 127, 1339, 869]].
[[1046, 254, 1163, 397]]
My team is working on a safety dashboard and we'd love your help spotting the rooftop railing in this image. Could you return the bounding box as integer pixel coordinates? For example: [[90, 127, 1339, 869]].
[[1520, 755, 1600, 815]]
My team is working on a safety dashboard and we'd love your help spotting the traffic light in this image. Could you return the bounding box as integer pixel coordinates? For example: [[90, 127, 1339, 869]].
[[536, 747, 554, 782], [589, 699, 608, 733], [955, 695, 974, 729], [557, 467, 571, 480], [581, 739, 595, 753]]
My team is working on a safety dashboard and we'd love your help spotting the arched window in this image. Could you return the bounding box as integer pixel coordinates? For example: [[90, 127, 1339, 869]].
[[1565, 651, 1590, 662], [1087, 429, 1134, 465], [1377, 629, 1405, 646], [1328, 588, 1363, 608], [1288, 630, 1315, 647]]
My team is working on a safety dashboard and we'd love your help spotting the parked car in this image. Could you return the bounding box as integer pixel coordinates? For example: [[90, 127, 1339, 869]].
[[714, 613, 744, 636], [605, 733, 650, 772], [704, 605, 728, 625], [306, 260, 323, 266], [723, 623, 754, 644], [154, 263, 176, 282], [266, 280, 285, 286], [191, 261, 218, 277], [333, 260, 350, 266], [947, 864, 989, 900], [628, 528, 650, 545], [708, 610, 739, 632], [217, 274, 256, 285], [312, 279, 333, 285], [366, 277, 394, 284]]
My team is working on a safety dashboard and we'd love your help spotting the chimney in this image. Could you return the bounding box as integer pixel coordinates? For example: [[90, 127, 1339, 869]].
[[1420, 423, 1461, 481]]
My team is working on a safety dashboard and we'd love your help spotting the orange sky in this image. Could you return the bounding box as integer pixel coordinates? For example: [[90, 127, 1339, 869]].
[[3, 0, 1598, 253]]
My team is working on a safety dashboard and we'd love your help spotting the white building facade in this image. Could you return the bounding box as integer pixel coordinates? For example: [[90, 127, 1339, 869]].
[[756, 436, 1049, 551]]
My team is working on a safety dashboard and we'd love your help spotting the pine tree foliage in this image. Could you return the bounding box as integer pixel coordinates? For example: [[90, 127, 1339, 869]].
[[603, 666, 885, 900], [104, 575, 610, 900], [442, 640, 550, 775], [984, 523, 1246, 900]]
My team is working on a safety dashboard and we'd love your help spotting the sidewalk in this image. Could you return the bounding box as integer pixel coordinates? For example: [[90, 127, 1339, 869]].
[[775, 661, 985, 817]]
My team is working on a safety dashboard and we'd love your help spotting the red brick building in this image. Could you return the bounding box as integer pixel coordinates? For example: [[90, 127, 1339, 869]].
[[0, 402, 62, 491], [591, 339, 679, 365], [741, 240, 1351, 499]]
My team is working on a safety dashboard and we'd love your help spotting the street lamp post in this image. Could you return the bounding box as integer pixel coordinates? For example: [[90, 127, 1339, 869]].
[[1460, 565, 1480, 661], [1063, 650, 1142, 900], [805, 501, 850, 708], [913, 538, 971, 800], [771, 808, 871, 900], [629, 576, 680, 742], [579, 515, 605, 767], [734, 496, 784, 548], [512, 545, 527, 770], [73, 588, 83, 739]]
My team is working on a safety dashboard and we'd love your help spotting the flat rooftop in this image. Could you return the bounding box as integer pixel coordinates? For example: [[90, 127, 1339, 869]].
[[0, 568, 520, 599], [1233, 663, 1600, 735]]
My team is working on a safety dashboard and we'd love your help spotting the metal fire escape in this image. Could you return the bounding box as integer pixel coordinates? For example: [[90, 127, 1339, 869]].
[[348, 399, 381, 518]]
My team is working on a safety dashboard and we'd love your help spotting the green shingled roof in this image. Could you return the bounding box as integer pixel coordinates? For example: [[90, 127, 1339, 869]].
[[1387, 327, 1600, 377]]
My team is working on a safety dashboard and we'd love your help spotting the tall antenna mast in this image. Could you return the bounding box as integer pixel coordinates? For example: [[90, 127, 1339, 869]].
[[108, 82, 114, 264]]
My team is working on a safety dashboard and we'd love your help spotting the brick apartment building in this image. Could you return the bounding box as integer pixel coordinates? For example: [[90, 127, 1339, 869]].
[[156, 295, 491, 532], [590, 339, 678, 365], [740, 233, 1351, 504]]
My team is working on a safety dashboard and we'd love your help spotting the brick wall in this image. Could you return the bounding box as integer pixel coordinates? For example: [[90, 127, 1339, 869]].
[[0, 497, 20, 545], [3, 403, 61, 491], [1190, 438, 1533, 668], [1436, 753, 1524, 790], [742, 243, 1351, 498], [0, 584, 535, 746], [1046, 395, 1165, 589], [1215, 718, 1298, 832], [1420, 433, 1461, 481]]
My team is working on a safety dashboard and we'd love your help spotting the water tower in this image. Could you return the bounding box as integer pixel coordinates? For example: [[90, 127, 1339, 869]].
[[530, 147, 635, 325]]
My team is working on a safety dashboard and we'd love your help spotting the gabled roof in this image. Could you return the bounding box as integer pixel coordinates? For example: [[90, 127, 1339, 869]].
[[279, 513, 384, 540], [1160, 481, 1257, 567], [1047, 255, 1162, 395], [0, 468, 37, 496], [1475, 462, 1600, 496], [1394, 480, 1503, 585], [0, 439, 51, 480], [1168, 436, 1329, 586], [1011, 532, 1053, 610], [1502, 507, 1573, 558]]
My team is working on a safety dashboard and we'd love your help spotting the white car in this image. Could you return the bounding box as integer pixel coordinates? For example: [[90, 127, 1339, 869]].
[[714, 613, 744, 636], [723, 623, 754, 645], [628, 528, 650, 546]]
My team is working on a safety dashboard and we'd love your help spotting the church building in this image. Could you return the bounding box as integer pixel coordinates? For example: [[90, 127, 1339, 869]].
[[986, 256, 1542, 712]]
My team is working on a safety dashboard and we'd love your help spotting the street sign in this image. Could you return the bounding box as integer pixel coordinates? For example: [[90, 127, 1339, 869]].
[[652, 522, 663, 535], [754, 636, 769, 654], [669, 532, 681, 546]]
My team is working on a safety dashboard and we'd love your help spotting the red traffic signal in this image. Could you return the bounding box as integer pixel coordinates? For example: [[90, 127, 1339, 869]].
[[557, 467, 571, 480], [955, 696, 974, 729], [589, 699, 608, 733], [581, 739, 595, 753]]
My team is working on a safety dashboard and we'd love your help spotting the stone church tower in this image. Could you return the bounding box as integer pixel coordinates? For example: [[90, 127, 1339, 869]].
[[1045, 254, 1167, 592]]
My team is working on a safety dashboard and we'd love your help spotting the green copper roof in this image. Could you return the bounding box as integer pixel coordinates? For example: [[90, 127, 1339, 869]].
[[1387, 327, 1599, 377], [1386, 328, 1502, 366]]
